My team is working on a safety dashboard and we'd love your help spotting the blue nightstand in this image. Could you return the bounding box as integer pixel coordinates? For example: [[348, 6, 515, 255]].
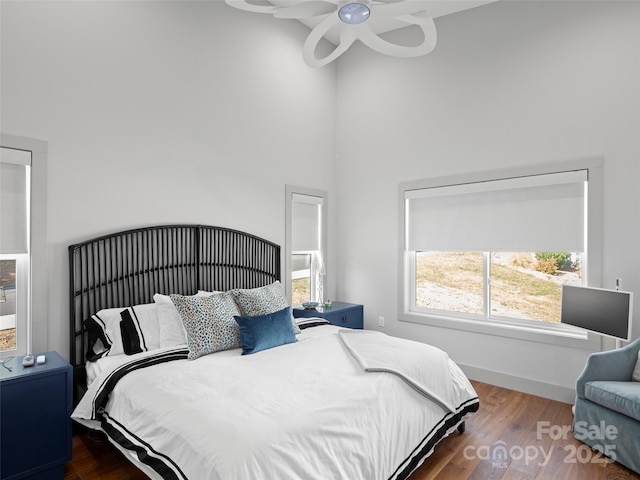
[[1, 351, 72, 480], [293, 301, 363, 329]]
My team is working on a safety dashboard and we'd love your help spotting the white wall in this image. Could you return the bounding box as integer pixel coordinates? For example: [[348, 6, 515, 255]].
[[335, 0, 640, 401], [3, 0, 638, 402], [1, 1, 338, 357]]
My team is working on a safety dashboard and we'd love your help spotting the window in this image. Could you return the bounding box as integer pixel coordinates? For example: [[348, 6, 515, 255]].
[[413, 251, 583, 323], [0, 134, 47, 359], [399, 159, 603, 343], [0, 147, 31, 356], [285, 186, 327, 305]]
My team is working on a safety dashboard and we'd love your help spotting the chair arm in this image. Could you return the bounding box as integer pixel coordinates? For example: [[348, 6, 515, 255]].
[[576, 337, 640, 398]]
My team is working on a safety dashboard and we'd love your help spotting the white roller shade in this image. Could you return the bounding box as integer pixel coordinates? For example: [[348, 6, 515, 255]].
[[292, 193, 323, 252], [406, 170, 587, 252], [1, 148, 30, 254]]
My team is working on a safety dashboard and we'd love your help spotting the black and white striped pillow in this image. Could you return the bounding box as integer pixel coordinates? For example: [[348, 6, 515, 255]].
[[120, 308, 149, 355], [118, 305, 161, 355], [84, 304, 161, 361], [84, 314, 113, 361]]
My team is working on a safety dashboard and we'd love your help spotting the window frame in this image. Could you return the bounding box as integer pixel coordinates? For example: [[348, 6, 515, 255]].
[[285, 185, 328, 305], [0, 133, 48, 358], [398, 158, 603, 349]]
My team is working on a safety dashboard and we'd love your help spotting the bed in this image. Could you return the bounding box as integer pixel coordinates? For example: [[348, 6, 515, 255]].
[[69, 224, 479, 480]]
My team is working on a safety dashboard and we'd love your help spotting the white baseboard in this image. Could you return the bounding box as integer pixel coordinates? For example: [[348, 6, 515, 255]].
[[458, 363, 576, 404]]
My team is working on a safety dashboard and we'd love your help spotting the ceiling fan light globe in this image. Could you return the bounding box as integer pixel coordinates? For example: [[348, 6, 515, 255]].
[[338, 2, 370, 24]]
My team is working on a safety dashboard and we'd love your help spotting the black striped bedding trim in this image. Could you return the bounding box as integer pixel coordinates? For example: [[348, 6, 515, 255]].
[[91, 348, 189, 418], [390, 396, 480, 480], [101, 413, 187, 480], [120, 308, 147, 355]]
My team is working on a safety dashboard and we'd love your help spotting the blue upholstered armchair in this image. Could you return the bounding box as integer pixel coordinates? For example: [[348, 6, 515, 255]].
[[574, 337, 640, 474]]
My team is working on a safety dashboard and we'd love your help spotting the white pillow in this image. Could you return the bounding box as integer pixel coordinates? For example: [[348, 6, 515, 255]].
[[119, 304, 161, 354], [153, 292, 211, 348], [153, 291, 212, 304], [153, 293, 176, 305], [157, 303, 187, 348], [633, 351, 640, 382]]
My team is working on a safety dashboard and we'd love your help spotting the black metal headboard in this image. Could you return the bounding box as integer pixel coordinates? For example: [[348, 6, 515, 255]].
[[69, 224, 280, 397]]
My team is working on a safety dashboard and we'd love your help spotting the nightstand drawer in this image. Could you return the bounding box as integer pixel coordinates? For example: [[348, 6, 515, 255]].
[[325, 306, 363, 329], [293, 301, 363, 329]]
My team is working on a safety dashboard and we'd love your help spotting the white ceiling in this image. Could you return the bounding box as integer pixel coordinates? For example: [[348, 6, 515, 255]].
[[270, 0, 499, 44]]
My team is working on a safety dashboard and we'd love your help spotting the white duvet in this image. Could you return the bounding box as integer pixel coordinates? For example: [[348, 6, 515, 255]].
[[73, 325, 478, 480]]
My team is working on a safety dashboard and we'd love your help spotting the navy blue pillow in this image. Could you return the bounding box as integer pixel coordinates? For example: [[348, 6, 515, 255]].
[[234, 306, 297, 355]]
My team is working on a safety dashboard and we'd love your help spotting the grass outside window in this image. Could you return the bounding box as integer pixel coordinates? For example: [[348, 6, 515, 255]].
[[415, 251, 582, 323]]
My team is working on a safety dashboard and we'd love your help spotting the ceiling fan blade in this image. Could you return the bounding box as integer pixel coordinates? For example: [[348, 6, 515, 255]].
[[395, 10, 433, 25], [356, 14, 436, 57], [274, 1, 337, 19], [303, 14, 356, 67]]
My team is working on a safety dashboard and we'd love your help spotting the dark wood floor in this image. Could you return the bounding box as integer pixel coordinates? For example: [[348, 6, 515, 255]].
[[64, 380, 640, 480], [410, 381, 640, 480]]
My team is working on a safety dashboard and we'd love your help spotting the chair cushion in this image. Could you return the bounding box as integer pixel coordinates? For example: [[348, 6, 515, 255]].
[[585, 381, 640, 422], [633, 351, 640, 382]]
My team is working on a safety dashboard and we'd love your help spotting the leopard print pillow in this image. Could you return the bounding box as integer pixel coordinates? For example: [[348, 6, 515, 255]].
[[231, 281, 300, 334], [170, 292, 242, 360]]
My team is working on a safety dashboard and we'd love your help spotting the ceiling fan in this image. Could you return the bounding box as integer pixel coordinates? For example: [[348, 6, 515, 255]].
[[225, 0, 437, 67]]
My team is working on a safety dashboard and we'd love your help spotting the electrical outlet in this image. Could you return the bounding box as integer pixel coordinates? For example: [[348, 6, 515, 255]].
[[378, 316, 385, 327]]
